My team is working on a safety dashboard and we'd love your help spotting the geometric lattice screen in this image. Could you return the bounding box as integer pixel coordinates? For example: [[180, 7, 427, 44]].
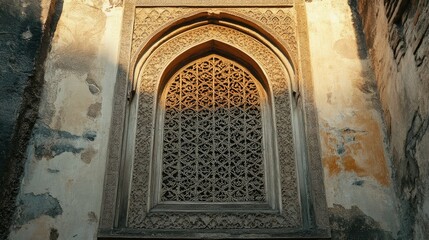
[[161, 55, 265, 203]]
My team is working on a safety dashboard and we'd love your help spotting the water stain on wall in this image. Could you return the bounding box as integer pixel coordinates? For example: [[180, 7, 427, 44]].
[[321, 118, 390, 186], [13, 192, 63, 227], [32, 123, 96, 160]]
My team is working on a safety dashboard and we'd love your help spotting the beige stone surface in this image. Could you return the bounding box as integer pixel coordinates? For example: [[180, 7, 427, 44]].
[[9, 0, 123, 239], [306, 0, 399, 235]]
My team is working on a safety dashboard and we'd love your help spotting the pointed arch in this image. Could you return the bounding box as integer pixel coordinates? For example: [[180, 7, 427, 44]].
[[150, 54, 278, 211], [125, 21, 299, 229], [129, 10, 299, 94], [155, 40, 271, 100]]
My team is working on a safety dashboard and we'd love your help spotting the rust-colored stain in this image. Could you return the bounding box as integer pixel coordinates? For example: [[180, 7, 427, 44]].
[[343, 155, 365, 175], [324, 155, 342, 176], [320, 115, 390, 186]]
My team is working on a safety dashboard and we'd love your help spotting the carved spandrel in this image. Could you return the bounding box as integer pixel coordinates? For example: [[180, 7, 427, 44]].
[[131, 8, 298, 57]]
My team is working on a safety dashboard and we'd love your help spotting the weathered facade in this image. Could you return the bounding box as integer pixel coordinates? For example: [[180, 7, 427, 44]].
[[0, 0, 427, 239], [358, 1, 429, 239]]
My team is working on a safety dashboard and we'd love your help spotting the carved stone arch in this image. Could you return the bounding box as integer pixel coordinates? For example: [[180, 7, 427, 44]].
[[156, 41, 272, 100], [130, 10, 299, 94], [99, 2, 329, 239], [127, 21, 298, 221]]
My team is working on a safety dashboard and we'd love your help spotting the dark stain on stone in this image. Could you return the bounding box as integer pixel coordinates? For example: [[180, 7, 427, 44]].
[[87, 102, 101, 118], [393, 110, 429, 239], [32, 123, 96, 159], [337, 144, 346, 155], [47, 168, 60, 174], [402, 111, 428, 195], [342, 127, 365, 143], [83, 131, 96, 142], [81, 147, 97, 164], [352, 180, 365, 186], [348, 0, 369, 59], [327, 92, 332, 104], [356, 78, 377, 95], [88, 211, 98, 223], [329, 204, 394, 239], [49, 228, 59, 240], [86, 75, 101, 95], [354, 72, 383, 111], [49, 143, 83, 157], [14, 192, 63, 227], [33, 123, 82, 159]]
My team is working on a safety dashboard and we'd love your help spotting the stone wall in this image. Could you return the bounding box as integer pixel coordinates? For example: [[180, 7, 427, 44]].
[[358, 0, 429, 239], [306, 0, 399, 238], [0, 0, 57, 238], [6, 0, 123, 239]]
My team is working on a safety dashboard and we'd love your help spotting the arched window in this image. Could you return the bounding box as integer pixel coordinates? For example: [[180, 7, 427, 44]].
[[99, 5, 330, 239], [151, 55, 278, 211]]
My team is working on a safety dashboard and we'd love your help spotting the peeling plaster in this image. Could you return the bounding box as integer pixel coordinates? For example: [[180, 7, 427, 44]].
[[13, 192, 63, 227], [32, 123, 96, 160], [321, 122, 390, 186], [86, 75, 101, 95]]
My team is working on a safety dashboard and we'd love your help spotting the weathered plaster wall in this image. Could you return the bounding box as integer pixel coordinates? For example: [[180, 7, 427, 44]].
[[306, 0, 399, 238], [0, 0, 58, 238], [8, 0, 123, 239], [358, 0, 429, 239]]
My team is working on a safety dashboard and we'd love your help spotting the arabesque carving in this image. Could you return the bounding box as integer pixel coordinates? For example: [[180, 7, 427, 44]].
[[127, 24, 301, 229], [161, 56, 265, 202], [132, 8, 298, 57], [100, 2, 330, 238]]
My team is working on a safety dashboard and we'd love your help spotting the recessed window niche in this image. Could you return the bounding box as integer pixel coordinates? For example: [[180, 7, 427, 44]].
[[99, 1, 329, 238]]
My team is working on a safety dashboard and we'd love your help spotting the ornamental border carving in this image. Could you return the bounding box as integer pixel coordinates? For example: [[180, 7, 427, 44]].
[[128, 24, 300, 229], [131, 7, 298, 59]]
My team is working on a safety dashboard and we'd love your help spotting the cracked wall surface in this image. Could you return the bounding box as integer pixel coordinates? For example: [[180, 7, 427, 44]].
[[358, 0, 429, 239]]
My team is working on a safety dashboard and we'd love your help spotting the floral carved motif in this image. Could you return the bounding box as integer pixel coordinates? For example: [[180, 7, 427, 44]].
[[128, 24, 301, 229], [132, 8, 298, 57]]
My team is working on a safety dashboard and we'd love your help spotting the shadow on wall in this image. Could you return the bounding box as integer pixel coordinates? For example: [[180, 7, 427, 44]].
[[0, 0, 63, 238], [322, 0, 396, 239], [356, 0, 429, 239]]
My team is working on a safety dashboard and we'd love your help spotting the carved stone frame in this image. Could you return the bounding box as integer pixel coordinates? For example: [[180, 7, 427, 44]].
[[150, 54, 280, 213], [99, 0, 330, 238]]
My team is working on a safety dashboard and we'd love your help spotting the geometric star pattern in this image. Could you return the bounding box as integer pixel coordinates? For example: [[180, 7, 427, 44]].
[[161, 55, 265, 202]]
